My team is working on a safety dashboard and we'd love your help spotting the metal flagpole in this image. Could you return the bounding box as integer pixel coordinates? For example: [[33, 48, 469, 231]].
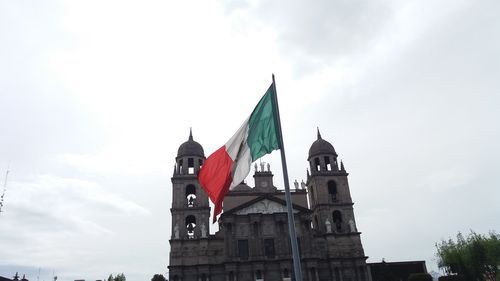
[[271, 74, 304, 281]]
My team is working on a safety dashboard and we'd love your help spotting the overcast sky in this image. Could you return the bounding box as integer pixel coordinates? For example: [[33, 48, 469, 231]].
[[1, 0, 499, 280]]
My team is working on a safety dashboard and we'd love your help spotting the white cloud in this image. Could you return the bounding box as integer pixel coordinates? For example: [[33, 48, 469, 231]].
[[0, 174, 150, 276]]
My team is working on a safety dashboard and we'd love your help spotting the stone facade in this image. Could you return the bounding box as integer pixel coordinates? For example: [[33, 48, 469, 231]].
[[169, 130, 369, 281]]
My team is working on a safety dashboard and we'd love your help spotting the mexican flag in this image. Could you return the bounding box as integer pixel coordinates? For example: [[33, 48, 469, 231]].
[[198, 83, 281, 223]]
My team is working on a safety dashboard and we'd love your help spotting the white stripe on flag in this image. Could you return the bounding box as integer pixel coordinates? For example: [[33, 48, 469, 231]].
[[225, 117, 249, 160], [224, 117, 252, 190], [229, 147, 252, 190]]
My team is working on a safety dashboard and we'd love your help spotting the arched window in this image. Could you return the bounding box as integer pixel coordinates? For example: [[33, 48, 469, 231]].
[[328, 181, 337, 202], [324, 156, 331, 171], [188, 158, 194, 174], [264, 238, 275, 258], [334, 268, 340, 281], [333, 211, 342, 232], [314, 158, 321, 171], [256, 270, 262, 280], [185, 215, 196, 238], [200, 273, 207, 281], [185, 184, 196, 207], [238, 240, 249, 260], [283, 268, 289, 278], [229, 272, 234, 281]]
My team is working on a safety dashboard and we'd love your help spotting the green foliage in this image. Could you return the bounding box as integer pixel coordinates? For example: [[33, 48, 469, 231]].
[[151, 274, 167, 281], [107, 274, 113, 281], [408, 273, 432, 281], [113, 273, 126, 281], [436, 231, 500, 281]]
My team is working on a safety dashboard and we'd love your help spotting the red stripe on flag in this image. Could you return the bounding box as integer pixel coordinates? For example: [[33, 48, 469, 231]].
[[198, 146, 234, 223]]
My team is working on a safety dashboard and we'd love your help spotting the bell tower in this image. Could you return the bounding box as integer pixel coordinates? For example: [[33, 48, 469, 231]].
[[306, 129, 369, 281], [306, 129, 356, 234], [170, 129, 210, 240]]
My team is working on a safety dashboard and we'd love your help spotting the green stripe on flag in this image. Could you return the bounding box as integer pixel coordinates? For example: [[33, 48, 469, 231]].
[[247, 84, 281, 161]]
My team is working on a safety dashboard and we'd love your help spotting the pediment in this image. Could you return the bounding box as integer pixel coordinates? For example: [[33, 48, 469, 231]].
[[234, 198, 299, 215]]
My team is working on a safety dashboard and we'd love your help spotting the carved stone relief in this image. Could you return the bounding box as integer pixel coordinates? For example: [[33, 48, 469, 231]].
[[235, 199, 299, 215]]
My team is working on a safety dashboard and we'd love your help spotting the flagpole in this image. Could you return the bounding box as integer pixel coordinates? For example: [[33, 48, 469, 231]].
[[271, 74, 303, 281]]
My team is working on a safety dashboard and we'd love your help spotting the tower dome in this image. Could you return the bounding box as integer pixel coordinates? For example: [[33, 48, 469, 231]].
[[308, 128, 336, 160], [177, 129, 205, 158]]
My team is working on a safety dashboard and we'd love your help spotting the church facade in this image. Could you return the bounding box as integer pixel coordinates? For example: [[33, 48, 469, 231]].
[[169, 130, 369, 281]]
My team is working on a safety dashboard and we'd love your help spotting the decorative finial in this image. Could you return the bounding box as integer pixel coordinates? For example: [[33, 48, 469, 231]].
[[317, 127, 322, 140], [340, 160, 345, 171], [189, 127, 193, 141]]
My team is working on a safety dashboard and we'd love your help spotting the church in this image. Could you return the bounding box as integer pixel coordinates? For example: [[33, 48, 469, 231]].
[[168, 130, 369, 281]]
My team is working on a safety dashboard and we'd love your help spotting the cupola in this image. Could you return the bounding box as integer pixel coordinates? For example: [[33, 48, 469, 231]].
[[308, 128, 336, 160], [174, 129, 205, 175], [308, 128, 339, 173], [177, 128, 205, 159]]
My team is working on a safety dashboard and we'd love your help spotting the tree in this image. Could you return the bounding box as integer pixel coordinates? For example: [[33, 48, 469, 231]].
[[114, 273, 126, 281], [151, 274, 167, 281], [436, 231, 500, 281], [107, 274, 113, 281]]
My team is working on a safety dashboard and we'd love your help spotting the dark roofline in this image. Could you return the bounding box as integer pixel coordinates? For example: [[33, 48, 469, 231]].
[[227, 189, 307, 196], [367, 260, 427, 265]]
